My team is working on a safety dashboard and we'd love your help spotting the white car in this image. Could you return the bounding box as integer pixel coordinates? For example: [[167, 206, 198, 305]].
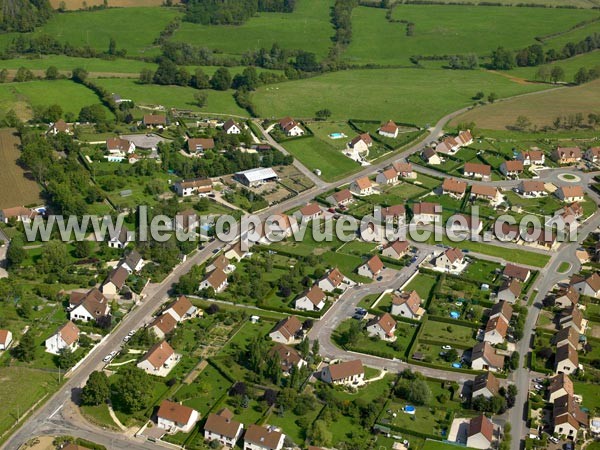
[[127, 329, 136, 337], [123, 336, 130, 343], [103, 354, 112, 363], [442, 345, 452, 350]]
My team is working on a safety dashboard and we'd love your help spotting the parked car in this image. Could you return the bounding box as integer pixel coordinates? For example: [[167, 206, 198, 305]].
[[442, 345, 452, 350]]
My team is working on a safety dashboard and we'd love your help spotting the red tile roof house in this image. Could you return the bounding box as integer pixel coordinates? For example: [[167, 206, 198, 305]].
[[326, 188, 354, 207], [48, 119, 71, 135], [317, 267, 355, 292], [100, 266, 129, 297], [106, 137, 135, 155], [483, 316, 509, 345], [45, 321, 80, 355], [294, 284, 326, 311], [570, 272, 600, 298], [0, 329, 13, 351], [422, 147, 442, 165], [204, 408, 243, 448], [552, 326, 580, 351], [553, 394, 588, 438], [411, 202, 441, 224], [223, 119, 242, 135], [298, 203, 323, 221], [466, 415, 495, 449], [320, 359, 365, 386], [584, 146, 600, 163], [268, 316, 303, 344], [552, 147, 582, 165], [471, 184, 500, 203], [156, 399, 199, 434], [348, 133, 373, 153], [554, 286, 580, 309], [554, 344, 579, 375], [517, 149, 545, 166], [555, 185, 585, 203], [164, 295, 198, 322], [499, 160, 524, 178], [269, 343, 307, 374], [149, 313, 178, 340], [441, 178, 467, 199], [472, 372, 500, 399], [517, 180, 546, 197], [375, 167, 399, 185], [391, 290, 425, 320], [366, 312, 397, 341], [142, 114, 167, 128], [357, 255, 384, 278], [382, 239, 410, 259], [174, 178, 213, 197], [69, 288, 110, 323], [278, 117, 304, 137], [0, 206, 37, 224], [187, 137, 215, 154], [137, 341, 179, 377], [497, 279, 522, 304], [548, 373, 574, 403], [470, 341, 505, 372], [434, 247, 466, 273], [502, 264, 530, 283], [559, 306, 585, 334], [199, 268, 228, 293], [463, 162, 492, 182], [244, 424, 285, 450], [489, 300, 513, 323], [378, 120, 399, 138], [379, 204, 406, 224], [392, 161, 417, 179], [350, 176, 374, 195]]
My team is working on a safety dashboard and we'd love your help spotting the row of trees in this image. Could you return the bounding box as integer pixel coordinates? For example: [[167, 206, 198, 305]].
[[183, 0, 295, 25], [490, 33, 600, 70]]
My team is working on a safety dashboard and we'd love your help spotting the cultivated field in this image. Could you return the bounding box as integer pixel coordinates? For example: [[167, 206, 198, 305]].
[[49, 0, 172, 10], [252, 68, 552, 125], [94, 78, 247, 116], [344, 5, 596, 65], [0, 80, 111, 119], [450, 79, 600, 130], [171, 0, 334, 58], [0, 129, 42, 209]]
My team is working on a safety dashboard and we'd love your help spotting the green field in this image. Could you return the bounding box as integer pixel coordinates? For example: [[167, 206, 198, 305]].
[[31, 8, 181, 56], [171, 0, 334, 58], [94, 78, 247, 116], [0, 79, 110, 119], [252, 68, 551, 125], [0, 56, 156, 74], [509, 50, 600, 82], [344, 5, 595, 65], [451, 79, 600, 130]]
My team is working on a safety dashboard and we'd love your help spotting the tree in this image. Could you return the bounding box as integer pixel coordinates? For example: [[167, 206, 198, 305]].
[[473, 91, 485, 100], [45, 66, 59, 80], [6, 236, 26, 267], [113, 366, 153, 413], [139, 68, 154, 84], [73, 240, 92, 258], [308, 420, 333, 447], [491, 47, 515, 70], [535, 66, 550, 82], [13, 330, 36, 362], [79, 104, 107, 123], [210, 67, 232, 91], [72, 67, 89, 84], [574, 67, 589, 85], [108, 37, 117, 55], [443, 349, 458, 362], [298, 337, 310, 359], [514, 115, 531, 131], [550, 66, 565, 83], [192, 68, 210, 89], [14, 67, 34, 82], [407, 378, 431, 405], [194, 92, 208, 107], [315, 109, 332, 120], [341, 320, 362, 346], [487, 92, 498, 103], [57, 347, 77, 369]]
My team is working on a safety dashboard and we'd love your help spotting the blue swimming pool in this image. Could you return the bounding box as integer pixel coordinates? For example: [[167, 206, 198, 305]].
[[450, 311, 460, 319], [329, 132, 346, 139], [403, 405, 416, 414], [452, 363, 462, 368]]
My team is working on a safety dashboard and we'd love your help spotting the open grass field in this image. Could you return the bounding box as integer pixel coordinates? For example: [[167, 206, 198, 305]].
[[449, 80, 599, 130], [171, 0, 334, 58], [252, 68, 552, 125], [31, 7, 181, 57], [49, 0, 170, 10], [508, 50, 600, 82], [541, 21, 600, 51], [94, 78, 247, 116], [0, 79, 110, 120], [344, 5, 595, 65], [0, 367, 60, 437], [0, 55, 156, 74], [0, 128, 43, 209]]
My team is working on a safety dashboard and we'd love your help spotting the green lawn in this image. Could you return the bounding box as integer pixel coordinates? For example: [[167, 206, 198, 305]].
[[171, 0, 334, 59], [462, 259, 502, 284], [403, 273, 438, 300], [252, 68, 552, 125], [0, 79, 110, 118], [420, 319, 477, 346], [344, 5, 594, 65], [80, 404, 118, 430], [0, 367, 61, 437], [573, 381, 600, 412], [175, 364, 232, 416], [94, 78, 247, 116], [282, 136, 361, 182], [422, 440, 469, 450]]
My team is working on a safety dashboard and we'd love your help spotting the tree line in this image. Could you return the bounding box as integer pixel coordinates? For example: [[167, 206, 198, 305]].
[[183, 0, 295, 25]]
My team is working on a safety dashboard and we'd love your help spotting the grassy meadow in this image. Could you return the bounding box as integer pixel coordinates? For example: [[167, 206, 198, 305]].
[[252, 68, 552, 125], [171, 0, 334, 58], [94, 78, 248, 116], [344, 5, 596, 65]]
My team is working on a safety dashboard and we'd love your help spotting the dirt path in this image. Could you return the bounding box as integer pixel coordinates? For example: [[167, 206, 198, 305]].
[[486, 69, 535, 85]]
